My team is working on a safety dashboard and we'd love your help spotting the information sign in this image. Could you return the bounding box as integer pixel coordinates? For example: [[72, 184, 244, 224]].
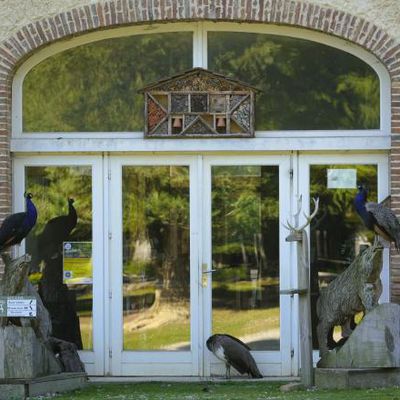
[[63, 241, 93, 284], [0, 296, 37, 317]]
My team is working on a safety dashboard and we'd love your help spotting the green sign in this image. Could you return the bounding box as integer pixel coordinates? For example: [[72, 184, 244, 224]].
[[63, 241, 93, 284]]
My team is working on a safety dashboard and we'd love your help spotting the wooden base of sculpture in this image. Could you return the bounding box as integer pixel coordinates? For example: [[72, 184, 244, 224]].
[[315, 303, 400, 388], [0, 253, 86, 399], [0, 326, 61, 379], [318, 303, 400, 368], [0, 372, 87, 400], [315, 367, 400, 389]]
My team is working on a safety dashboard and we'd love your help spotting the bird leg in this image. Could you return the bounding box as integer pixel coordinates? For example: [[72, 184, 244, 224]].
[[225, 363, 231, 379]]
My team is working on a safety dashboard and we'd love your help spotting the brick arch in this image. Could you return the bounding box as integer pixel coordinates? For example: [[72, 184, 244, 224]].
[[1, 0, 400, 297]]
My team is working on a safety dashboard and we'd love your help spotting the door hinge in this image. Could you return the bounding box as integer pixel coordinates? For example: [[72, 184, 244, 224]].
[[108, 232, 112, 240], [291, 348, 295, 358], [289, 168, 293, 180], [109, 290, 112, 299], [108, 169, 111, 180], [109, 349, 112, 358]]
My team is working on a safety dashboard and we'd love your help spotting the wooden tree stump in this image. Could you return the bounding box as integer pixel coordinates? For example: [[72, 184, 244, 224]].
[[0, 254, 85, 378]]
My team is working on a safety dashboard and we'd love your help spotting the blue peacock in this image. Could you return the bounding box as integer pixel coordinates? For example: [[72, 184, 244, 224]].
[[0, 192, 37, 253], [354, 185, 400, 251]]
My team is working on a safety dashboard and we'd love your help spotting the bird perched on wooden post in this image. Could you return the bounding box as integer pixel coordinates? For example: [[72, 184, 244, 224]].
[[206, 334, 263, 379], [36, 197, 77, 261], [354, 185, 400, 251], [0, 192, 37, 253]]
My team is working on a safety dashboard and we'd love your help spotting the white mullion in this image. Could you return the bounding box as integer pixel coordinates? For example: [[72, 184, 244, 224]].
[[202, 23, 208, 69], [12, 159, 26, 258], [110, 157, 123, 376], [202, 156, 213, 377], [91, 156, 105, 375], [193, 22, 204, 68], [102, 152, 111, 375], [279, 156, 294, 376]]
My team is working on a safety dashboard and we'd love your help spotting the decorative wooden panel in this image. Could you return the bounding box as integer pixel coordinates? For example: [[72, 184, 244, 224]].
[[141, 68, 258, 138]]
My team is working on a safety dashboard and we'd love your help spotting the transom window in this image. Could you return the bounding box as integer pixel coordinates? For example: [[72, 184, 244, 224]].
[[19, 24, 382, 135]]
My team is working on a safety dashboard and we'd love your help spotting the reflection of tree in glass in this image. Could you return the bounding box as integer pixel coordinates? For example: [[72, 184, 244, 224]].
[[23, 33, 193, 132], [212, 166, 279, 277], [122, 166, 190, 350], [208, 32, 379, 130], [25, 166, 93, 350], [123, 166, 189, 300]]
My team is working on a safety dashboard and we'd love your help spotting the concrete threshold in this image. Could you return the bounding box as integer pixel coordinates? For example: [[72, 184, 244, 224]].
[[88, 376, 299, 383]]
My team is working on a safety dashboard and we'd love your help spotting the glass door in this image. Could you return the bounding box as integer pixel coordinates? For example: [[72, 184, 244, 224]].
[[13, 155, 104, 375], [109, 155, 200, 376], [109, 154, 293, 377], [202, 156, 293, 377]]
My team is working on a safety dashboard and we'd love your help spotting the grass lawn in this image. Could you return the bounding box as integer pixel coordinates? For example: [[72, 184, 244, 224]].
[[31, 381, 400, 400]]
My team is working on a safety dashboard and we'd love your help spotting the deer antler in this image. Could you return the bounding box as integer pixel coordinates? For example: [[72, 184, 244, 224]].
[[283, 197, 319, 232]]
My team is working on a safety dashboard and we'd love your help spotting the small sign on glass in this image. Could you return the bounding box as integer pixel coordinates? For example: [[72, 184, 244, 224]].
[[327, 169, 357, 189]]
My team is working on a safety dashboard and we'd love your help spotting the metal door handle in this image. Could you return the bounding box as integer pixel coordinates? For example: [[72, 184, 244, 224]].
[[201, 263, 216, 287]]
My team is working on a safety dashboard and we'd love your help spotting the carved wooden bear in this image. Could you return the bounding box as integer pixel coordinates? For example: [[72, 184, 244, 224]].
[[316, 243, 383, 357]]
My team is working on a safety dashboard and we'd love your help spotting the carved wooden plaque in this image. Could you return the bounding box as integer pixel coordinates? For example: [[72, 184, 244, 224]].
[[141, 68, 258, 138]]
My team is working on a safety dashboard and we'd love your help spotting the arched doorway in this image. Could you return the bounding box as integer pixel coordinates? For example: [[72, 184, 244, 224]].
[[11, 21, 390, 376]]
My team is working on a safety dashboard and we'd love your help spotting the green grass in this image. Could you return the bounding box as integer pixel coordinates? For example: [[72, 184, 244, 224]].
[[123, 319, 190, 350], [31, 381, 400, 400], [213, 308, 279, 338]]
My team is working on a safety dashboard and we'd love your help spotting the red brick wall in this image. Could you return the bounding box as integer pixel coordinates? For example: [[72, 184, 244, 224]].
[[1, 0, 400, 299]]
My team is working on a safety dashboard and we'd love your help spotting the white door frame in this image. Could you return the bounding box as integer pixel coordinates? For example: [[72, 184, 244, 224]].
[[201, 154, 293, 377], [108, 153, 294, 377], [12, 154, 105, 376], [12, 151, 390, 377], [108, 155, 201, 376]]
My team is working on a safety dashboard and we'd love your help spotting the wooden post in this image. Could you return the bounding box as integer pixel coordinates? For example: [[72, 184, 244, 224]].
[[281, 196, 318, 388]]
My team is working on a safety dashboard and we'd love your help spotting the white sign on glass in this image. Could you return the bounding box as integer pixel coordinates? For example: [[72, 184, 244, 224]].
[[327, 169, 357, 189]]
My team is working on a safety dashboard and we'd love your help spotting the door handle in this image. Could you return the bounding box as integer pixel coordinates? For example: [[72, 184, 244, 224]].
[[201, 263, 216, 287]]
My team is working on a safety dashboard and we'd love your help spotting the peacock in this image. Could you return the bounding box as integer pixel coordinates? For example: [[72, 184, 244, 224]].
[[36, 198, 78, 261], [206, 334, 263, 379], [0, 192, 37, 253], [354, 185, 400, 251]]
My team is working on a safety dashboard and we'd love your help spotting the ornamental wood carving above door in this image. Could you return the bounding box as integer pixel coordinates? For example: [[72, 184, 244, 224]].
[[140, 68, 258, 138]]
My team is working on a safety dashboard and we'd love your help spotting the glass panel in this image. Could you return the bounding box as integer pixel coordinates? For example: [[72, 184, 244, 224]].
[[208, 32, 379, 130], [122, 166, 190, 351], [309, 164, 377, 348], [23, 32, 193, 132], [25, 166, 93, 350], [211, 165, 280, 350]]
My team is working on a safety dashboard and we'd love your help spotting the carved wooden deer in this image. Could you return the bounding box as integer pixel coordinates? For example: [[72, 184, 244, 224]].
[[282, 196, 319, 388]]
